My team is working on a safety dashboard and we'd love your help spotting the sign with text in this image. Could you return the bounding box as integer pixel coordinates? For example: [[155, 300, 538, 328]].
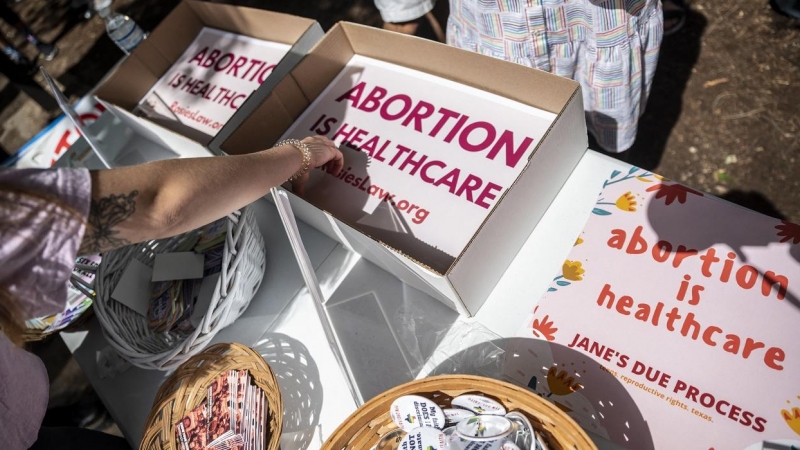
[[138, 27, 290, 137], [3, 96, 105, 168], [507, 168, 800, 448], [279, 55, 556, 272]]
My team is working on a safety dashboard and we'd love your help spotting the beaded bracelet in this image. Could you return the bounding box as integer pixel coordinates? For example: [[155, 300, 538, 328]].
[[276, 139, 312, 181]]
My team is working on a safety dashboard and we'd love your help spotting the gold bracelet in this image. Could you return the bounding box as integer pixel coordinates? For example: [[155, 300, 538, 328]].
[[276, 139, 312, 181]]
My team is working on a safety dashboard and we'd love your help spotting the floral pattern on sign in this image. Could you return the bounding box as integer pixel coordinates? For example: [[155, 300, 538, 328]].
[[646, 183, 704, 205], [532, 315, 558, 341], [782, 395, 800, 436], [593, 167, 661, 216], [548, 260, 585, 292], [776, 221, 800, 245], [546, 366, 583, 396]]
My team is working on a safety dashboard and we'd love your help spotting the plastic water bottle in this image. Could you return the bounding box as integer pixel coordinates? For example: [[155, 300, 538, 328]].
[[94, 0, 146, 54]]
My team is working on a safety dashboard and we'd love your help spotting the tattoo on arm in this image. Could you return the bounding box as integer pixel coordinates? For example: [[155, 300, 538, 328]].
[[79, 190, 139, 255]]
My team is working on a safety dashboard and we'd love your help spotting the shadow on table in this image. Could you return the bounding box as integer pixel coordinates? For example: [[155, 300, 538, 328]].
[[647, 184, 800, 314], [253, 333, 322, 450], [318, 248, 459, 401], [429, 337, 655, 450]]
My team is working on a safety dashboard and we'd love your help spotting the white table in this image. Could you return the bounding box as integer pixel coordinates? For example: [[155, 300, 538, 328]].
[[63, 149, 627, 449]]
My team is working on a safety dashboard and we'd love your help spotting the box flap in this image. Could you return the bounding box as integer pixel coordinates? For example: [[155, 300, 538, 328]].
[[209, 22, 325, 156], [449, 89, 588, 314], [340, 22, 577, 115], [221, 24, 354, 154], [187, 0, 316, 45]]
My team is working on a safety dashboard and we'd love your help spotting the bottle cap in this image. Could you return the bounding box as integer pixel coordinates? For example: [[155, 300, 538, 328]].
[[451, 395, 507, 416], [390, 395, 446, 431]]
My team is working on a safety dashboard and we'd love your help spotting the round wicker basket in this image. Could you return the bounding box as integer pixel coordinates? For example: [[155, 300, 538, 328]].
[[94, 206, 265, 370], [322, 375, 597, 450], [140, 342, 283, 450]]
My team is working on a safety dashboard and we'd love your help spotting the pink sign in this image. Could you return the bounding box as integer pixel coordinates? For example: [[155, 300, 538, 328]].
[[508, 167, 800, 449]]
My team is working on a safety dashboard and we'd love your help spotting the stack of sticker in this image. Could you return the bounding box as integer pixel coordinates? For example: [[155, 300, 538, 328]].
[[175, 369, 268, 450], [25, 254, 101, 334], [383, 394, 551, 450], [147, 218, 227, 333]]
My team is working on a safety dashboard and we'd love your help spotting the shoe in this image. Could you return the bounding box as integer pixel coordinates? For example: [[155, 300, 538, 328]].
[[37, 43, 58, 61], [663, 0, 687, 36]]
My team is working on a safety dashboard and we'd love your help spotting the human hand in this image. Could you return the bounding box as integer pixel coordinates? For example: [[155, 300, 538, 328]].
[[291, 135, 344, 196]]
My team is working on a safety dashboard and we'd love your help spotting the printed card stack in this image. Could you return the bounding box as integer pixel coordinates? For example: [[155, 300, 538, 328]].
[[175, 370, 268, 450], [26, 254, 101, 333], [148, 218, 227, 333]]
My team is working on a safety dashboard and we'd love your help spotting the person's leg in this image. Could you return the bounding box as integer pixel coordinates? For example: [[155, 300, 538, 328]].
[[0, 2, 58, 60], [29, 426, 131, 450], [0, 31, 31, 67], [375, 0, 445, 41]]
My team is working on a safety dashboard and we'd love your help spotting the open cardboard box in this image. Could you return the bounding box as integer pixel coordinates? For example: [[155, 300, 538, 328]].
[[210, 23, 587, 316], [52, 107, 213, 170], [94, 0, 323, 146]]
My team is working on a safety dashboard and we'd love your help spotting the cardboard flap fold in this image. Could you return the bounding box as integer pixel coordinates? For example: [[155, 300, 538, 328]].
[[187, 1, 315, 44], [339, 22, 576, 114]]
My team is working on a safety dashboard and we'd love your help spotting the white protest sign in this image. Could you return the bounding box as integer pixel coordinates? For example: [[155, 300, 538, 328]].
[[3, 96, 106, 169], [279, 55, 556, 271], [138, 27, 291, 137]]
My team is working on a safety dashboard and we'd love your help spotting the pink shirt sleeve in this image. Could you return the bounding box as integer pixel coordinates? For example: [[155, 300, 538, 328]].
[[0, 167, 91, 449], [0, 168, 91, 319]]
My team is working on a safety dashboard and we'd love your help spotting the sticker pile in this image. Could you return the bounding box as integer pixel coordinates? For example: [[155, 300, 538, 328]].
[[148, 218, 227, 333], [175, 369, 268, 450]]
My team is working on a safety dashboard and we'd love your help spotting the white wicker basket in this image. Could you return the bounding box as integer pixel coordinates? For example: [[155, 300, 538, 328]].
[[94, 206, 266, 371]]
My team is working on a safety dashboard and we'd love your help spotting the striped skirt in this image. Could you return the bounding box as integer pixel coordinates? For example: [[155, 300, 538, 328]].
[[447, 0, 663, 153]]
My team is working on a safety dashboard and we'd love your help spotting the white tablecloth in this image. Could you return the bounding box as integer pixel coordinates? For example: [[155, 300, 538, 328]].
[[62, 149, 630, 449]]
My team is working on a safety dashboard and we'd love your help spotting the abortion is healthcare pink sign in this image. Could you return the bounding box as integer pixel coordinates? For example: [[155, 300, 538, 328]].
[[507, 168, 800, 449], [278, 55, 556, 268], [138, 27, 290, 137]]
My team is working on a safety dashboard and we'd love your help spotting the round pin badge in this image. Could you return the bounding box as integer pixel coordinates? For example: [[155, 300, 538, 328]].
[[398, 426, 447, 450], [501, 441, 521, 450], [451, 395, 507, 416], [372, 428, 406, 450], [443, 408, 476, 424], [390, 395, 447, 431]]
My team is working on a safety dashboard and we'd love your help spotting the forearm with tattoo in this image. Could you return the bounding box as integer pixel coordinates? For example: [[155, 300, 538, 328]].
[[79, 190, 139, 255]]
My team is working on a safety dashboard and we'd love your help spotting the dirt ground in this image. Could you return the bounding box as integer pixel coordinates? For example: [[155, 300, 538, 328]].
[[0, 0, 798, 227]]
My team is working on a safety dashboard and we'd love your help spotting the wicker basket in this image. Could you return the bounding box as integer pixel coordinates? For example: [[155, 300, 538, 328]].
[[94, 206, 266, 370], [140, 343, 283, 450], [322, 375, 597, 450]]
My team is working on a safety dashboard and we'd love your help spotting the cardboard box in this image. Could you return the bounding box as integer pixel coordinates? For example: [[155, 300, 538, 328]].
[[211, 23, 587, 316], [53, 107, 213, 170], [94, 0, 323, 145]]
